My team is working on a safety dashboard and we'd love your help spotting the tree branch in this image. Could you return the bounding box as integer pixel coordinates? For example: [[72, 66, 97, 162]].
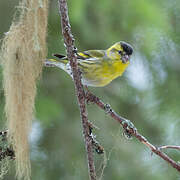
[[86, 91, 180, 172], [159, 145, 180, 151], [53, 0, 180, 176], [58, 1, 96, 179]]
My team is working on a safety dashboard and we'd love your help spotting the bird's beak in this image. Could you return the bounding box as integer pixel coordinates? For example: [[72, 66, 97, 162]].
[[122, 55, 130, 64]]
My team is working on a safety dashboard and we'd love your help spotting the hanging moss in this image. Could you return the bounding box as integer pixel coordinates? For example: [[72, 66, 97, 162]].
[[1, 0, 49, 179]]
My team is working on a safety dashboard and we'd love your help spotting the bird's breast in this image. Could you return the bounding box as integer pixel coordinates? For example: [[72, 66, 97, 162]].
[[81, 60, 129, 87]]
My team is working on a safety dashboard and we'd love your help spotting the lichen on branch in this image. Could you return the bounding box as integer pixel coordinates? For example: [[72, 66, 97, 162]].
[[1, 0, 49, 179]]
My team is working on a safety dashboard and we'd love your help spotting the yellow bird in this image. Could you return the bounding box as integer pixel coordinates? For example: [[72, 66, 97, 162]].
[[45, 41, 133, 87]]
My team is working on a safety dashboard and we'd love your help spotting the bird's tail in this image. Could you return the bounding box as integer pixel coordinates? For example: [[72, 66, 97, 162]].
[[44, 58, 70, 74], [45, 59, 59, 67]]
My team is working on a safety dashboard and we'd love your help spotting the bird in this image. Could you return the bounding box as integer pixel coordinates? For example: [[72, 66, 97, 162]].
[[45, 41, 133, 87]]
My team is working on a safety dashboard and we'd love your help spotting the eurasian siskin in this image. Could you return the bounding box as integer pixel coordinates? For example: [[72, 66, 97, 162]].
[[45, 41, 133, 87]]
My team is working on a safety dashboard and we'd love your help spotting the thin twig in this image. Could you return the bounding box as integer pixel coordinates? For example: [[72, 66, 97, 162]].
[[159, 145, 180, 151], [58, 0, 96, 179], [86, 91, 180, 172]]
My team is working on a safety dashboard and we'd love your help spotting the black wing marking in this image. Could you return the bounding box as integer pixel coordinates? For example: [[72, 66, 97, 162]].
[[53, 53, 66, 59], [53, 53, 86, 60]]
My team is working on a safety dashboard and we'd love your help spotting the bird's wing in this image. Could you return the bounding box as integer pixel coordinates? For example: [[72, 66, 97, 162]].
[[78, 50, 105, 59], [53, 54, 66, 59], [52, 50, 105, 64], [52, 54, 68, 64]]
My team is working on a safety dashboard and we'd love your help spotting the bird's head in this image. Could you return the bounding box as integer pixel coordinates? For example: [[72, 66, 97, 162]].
[[107, 41, 133, 64]]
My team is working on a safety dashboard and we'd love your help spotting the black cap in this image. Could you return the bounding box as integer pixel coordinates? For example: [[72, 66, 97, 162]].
[[120, 41, 133, 55]]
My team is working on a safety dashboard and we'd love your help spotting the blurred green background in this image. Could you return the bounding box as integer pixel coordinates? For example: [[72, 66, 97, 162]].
[[0, 0, 180, 179]]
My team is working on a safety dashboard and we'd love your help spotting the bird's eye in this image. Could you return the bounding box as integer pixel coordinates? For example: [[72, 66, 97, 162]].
[[118, 50, 122, 54]]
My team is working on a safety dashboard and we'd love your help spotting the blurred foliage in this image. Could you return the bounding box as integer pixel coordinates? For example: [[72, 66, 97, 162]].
[[0, 0, 180, 179]]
